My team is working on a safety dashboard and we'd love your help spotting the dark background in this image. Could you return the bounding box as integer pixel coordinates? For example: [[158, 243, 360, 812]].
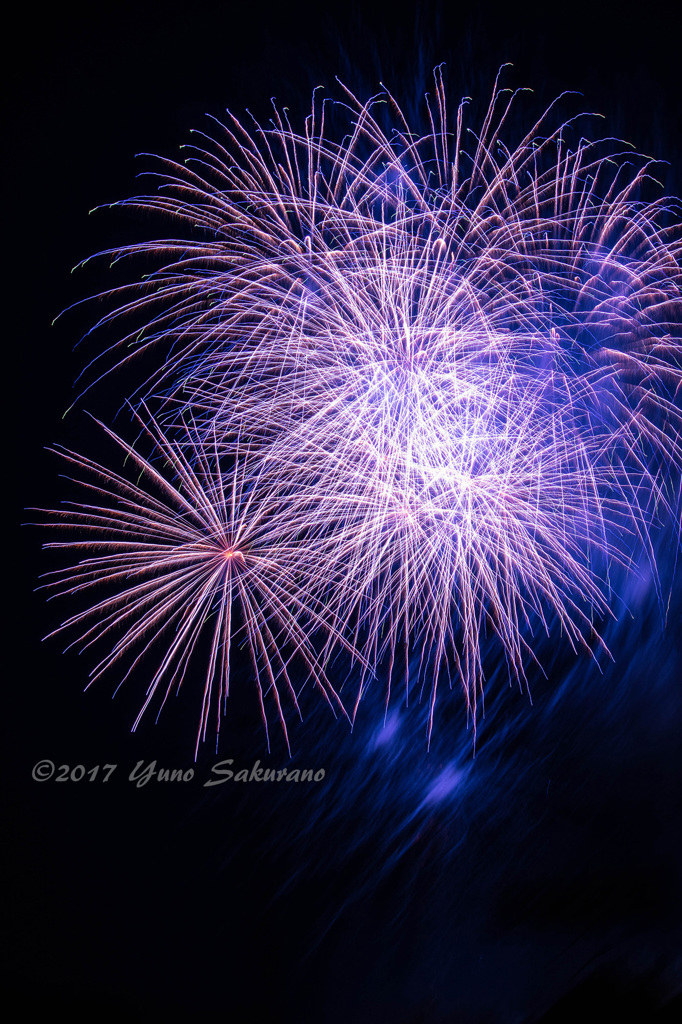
[[6, 2, 682, 1021]]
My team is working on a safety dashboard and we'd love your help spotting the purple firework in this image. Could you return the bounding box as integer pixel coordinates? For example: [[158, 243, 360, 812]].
[[43, 69, 682, 748]]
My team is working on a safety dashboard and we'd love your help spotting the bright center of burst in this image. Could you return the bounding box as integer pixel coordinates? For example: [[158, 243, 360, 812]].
[[222, 548, 245, 564], [370, 353, 493, 503]]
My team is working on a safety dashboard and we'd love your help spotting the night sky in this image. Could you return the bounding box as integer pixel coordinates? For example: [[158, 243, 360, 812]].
[[7, 2, 682, 1021]]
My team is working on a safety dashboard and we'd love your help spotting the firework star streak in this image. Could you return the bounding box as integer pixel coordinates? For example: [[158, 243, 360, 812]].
[[45, 68, 682, 746]]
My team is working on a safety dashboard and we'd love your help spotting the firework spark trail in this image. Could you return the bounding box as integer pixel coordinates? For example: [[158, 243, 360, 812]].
[[44, 68, 682, 747]]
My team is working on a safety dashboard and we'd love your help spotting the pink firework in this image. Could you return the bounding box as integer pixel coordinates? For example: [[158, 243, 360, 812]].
[[41, 409, 354, 754]]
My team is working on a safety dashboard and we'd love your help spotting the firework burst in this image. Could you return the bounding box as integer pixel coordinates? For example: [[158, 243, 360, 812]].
[[44, 68, 682, 748], [41, 408, 355, 754]]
